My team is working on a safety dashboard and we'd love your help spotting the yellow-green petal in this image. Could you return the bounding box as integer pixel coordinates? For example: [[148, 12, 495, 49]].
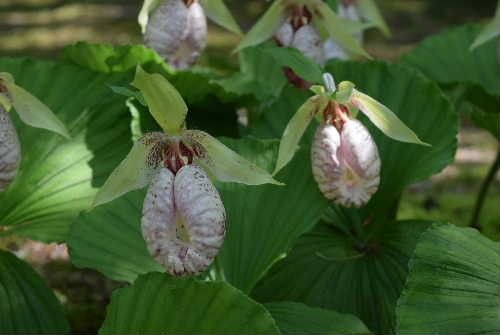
[[138, 0, 162, 34], [357, 0, 391, 37], [313, 1, 371, 59], [336, 81, 356, 103], [200, 0, 242, 35], [351, 89, 430, 146], [184, 130, 283, 185], [0, 72, 70, 138], [93, 135, 161, 208], [235, 0, 285, 52], [131, 66, 187, 135], [274, 95, 329, 175]]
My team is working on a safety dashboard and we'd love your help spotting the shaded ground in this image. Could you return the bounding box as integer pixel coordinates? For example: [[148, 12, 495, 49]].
[[0, 0, 498, 333]]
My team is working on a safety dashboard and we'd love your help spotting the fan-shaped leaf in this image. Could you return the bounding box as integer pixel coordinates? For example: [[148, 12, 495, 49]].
[[0, 250, 69, 333], [0, 58, 132, 242], [397, 224, 500, 334], [100, 273, 279, 333]]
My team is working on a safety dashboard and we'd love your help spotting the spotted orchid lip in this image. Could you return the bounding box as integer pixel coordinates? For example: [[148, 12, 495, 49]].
[[141, 164, 226, 277], [311, 119, 381, 208], [0, 106, 21, 193], [145, 0, 207, 70]]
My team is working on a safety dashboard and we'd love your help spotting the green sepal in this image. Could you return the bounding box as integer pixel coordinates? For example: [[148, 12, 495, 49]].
[[350, 89, 430, 146], [200, 0, 242, 35], [357, 0, 391, 37], [131, 66, 187, 135]]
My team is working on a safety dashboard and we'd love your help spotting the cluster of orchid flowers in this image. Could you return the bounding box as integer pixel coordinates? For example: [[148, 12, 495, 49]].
[[140, 0, 390, 70]]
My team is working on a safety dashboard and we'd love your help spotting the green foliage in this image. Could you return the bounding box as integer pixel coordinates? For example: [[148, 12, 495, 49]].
[[0, 250, 69, 333], [252, 220, 433, 334], [397, 224, 500, 334], [0, 57, 131, 242], [266, 302, 371, 334], [100, 273, 279, 333]]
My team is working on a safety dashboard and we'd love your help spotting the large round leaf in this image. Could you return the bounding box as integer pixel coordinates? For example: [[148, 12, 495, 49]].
[[250, 61, 458, 217], [401, 24, 500, 97], [397, 224, 500, 334], [0, 58, 131, 242], [68, 190, 163, 283], [216, 137, 329, 293], [252, 220, 433, 334], [0, 250, 69, 333], [100, 272, 279, 333], [266, 302, 371, 334]]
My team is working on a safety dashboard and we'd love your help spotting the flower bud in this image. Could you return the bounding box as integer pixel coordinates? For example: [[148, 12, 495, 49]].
[[141, 164, 226, 276], [145, 0, 207, 69], [311, 119, 380, 207], [0, 106, 21, 192]]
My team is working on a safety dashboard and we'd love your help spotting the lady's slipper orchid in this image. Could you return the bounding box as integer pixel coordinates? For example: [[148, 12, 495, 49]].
[[275, 73, 429, 208], [93, 66, 281, 276], [139, 0, 241, 69], [0, 73, 70, 192]]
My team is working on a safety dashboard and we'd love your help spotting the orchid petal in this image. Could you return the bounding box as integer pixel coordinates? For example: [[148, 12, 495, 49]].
[[313, 1, 371, 58], [200, 0, 242, 35], [184, 130, 283, 185], [93, 133, 163, 207], [138, 0, 162, 34], [274, 94, 329, 175], [235, 0, 285, 52], [470, 2, 500, 50], [0, 72, 70, 138], [131, 66, 187, 135], [351, 89, 430, 146]]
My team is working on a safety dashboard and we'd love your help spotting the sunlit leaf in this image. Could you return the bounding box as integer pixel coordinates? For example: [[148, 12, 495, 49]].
[[132, 66, 187, 134], [93, 137, 159, 208], [0, 250, 69, 333], [274, 95, 328, 174], [100, 273, 280, 333], [0, 73, 70, 139], [314, 1, 371, 58], [358, 0, 391, 36], [351, 89, 430, 146], [0, 57, 132, 242], [185, 130, 282, 185], [200, 0, 242, 35], [235, 0, 285, 52], [397, 224, 500, 334]]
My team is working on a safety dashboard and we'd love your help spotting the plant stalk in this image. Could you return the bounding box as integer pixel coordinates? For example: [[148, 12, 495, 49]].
[[470, 148, 500, 230]]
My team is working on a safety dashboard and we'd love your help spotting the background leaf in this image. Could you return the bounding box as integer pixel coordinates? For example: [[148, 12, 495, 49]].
[[266, 301, 371, 334], [68, 190, 163, 283], [252, 220, 433, 334], [396, 224, 500, 334], [0, 250, 69, 333], [100, 272, 280, 333], [0, 57, 131, 242]]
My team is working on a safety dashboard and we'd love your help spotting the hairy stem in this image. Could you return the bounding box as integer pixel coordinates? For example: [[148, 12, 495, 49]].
[[470, 149, 500, 230]]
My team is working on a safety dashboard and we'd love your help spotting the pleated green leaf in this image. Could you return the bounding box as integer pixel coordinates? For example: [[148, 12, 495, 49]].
[[252, 220, 433, 334], [0, 250, 69, 333], [0, 58, 132, 242], [216, 137, 330, 293], [397, 224, 500, 334], [68, 190, 164, 283], [266, 302, 371, 334], [100, 273, 280, 333]]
